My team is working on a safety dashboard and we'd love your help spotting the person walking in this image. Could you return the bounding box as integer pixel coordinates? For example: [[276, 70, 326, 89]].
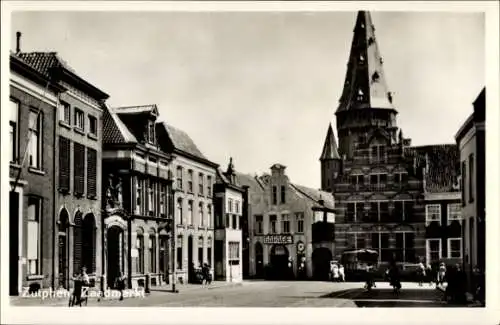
[[417, 261, 426, 286], [69, 267, 89, 307], [115, 271, 126, 301], [388, 260, 401, 295], [339, 264, 345, 282]]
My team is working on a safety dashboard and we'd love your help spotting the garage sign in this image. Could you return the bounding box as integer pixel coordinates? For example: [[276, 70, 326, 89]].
[[263, 234, 293, 245]]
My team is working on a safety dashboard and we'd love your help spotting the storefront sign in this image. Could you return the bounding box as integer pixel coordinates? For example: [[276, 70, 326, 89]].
[[263, 234, 293, 245]]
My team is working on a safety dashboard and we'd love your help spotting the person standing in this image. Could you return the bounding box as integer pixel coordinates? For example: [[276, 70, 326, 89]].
[[417, 261, 426, 286], [339, 264, 345, 282], [115, 271, 126, 301]]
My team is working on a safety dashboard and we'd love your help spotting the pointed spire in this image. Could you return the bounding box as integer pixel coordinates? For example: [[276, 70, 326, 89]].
[[227, 157, 235, 175], [337, 11, 395, 113], [320, 124, 341, 160]]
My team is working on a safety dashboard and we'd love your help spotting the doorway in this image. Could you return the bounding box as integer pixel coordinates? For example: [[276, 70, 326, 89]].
[[188, 235, 194, 283], [312, 247, 333, 281], [58, 209, 70, 288], [107, 226, 124, 288], [9, 192, 19, 296], [270, 245, 289, 280]]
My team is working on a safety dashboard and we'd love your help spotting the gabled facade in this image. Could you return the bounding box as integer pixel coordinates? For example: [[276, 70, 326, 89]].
[[213, 158, 247, 282], [102, 104, 173, 290], [156, 122, 218, 284], [238, 164, 336, 280], [320, 11, 462, 268]]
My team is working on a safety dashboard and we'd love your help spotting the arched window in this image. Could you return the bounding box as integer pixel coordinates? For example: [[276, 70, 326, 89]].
[[58, 209, 70, 288], [82, 214, 96, 273], [149, 230, 156, 273], [177, 198, 183, 225], [136, 228, 144, 273], [199, 202, 204, 227]]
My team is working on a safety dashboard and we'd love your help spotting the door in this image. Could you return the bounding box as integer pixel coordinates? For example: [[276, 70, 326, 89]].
[[255, 242, 264, 278], [58, 233, 68, 288], [188, 236, 194, 283], [9, 192, 19, 296], [107, 226, 123, 288]]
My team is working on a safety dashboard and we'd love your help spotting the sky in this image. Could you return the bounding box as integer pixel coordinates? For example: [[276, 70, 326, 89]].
[[10, 10, 485, 189]]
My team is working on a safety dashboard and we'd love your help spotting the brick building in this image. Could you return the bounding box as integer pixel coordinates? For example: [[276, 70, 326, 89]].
[[320, 11, 460, 268], [102, 104, 173, 290], [9, 51, 63, 294], [156, 122, 218, 284], [237, 164, 336, 280]]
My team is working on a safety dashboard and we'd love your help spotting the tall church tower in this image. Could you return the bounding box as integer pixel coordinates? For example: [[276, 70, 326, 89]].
[[335, 11, 399, 159]]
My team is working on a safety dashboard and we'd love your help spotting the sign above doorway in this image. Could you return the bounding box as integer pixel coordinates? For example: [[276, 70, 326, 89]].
[[263, 235, 293, 245]]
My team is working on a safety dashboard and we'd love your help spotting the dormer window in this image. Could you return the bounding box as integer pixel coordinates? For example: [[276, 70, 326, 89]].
[[148, 121, 155, 144]]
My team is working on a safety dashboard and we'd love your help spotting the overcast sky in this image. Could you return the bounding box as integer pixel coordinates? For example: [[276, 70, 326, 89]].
[[11, 10, 484, 189]]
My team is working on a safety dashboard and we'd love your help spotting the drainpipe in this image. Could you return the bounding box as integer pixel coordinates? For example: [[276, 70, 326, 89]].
[[52, 93, 58, 290]]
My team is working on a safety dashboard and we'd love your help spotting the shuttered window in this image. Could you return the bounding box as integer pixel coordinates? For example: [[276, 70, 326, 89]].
[[59, 137, 71, 192], [87, 148, 97, 198], [74, 143, 85, 196]]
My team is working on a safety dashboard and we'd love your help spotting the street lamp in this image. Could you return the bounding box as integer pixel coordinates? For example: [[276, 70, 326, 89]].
[[168, 176, 179, 293]]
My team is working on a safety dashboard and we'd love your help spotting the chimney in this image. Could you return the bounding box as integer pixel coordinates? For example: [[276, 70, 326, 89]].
[[16, 31, 21, 54]]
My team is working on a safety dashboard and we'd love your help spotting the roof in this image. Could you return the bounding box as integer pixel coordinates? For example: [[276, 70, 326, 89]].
[[157, 122, 207, 160], [16, 51, 108, 100], [289, 183, 335, 210], [406, 144, 460, 193], [102, 105, 138, 144], [235, 173, 266, 192], [455, 87, 485, 142], [115, 104, 159, 116], [320, 124, 341, 160], [337, 11, 395, 113]]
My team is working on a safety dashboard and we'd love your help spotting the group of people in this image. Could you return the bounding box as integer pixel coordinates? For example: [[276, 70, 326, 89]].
[[330, 262, 345, 282]]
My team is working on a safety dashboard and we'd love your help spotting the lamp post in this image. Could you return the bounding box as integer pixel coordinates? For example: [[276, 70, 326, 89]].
[[168, 177, 179, 293]]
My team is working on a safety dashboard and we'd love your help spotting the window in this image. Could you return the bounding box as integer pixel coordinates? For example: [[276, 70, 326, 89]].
[[226, 214, 231, 229], [281, 186, 286, 203], [148, 180, 155, 214], [295, 213, 304, 233], [235, 201, 240, 214], [199, 173, 204, 195], [269, 215, 277, 234], [272, 186, 277, 205], [370, 173, 387, 189], [74, 108, 84, 130], [159, 185, 166, 215], [347, 202, 364, 222], [149, 235, 156, 273], [148, 121, 155, 144], [281, 214, 290, 233], [177, 199, 184, 224], [28, 110, 42, 169], [136, 234, 144, 273], [405, 232, 416, 263], [88, 116, 98, 137], [228, 199, 233, 213], [447, 203, 462, 225], [448, 238, 462, 258], [176, 166, 183, 191], [58, 137, 71, 192], [60, 101, 71, 124], [426, 239, 442, 263], [27, 197, 41, 275], [371, 145, 386, 162], [350, 175, 364, 185], [232, 214, 237, 230], [255, 215, 263, 234], [206, 176, 212, 197], [379, 201, 389, 222], [136, 178, 143, 214], [380, 234, 391, 262], [87, 148, 97, 198], [461, 161, 466, 206], [207, 205, 212, 228], [207, 238, 212, 267], [187, 170, 193, 192], [73, 143, 85, 196], [198, 237, 204, 266], [356, 233, 365, 249], [187, 201, 193, 225], [425, 204, 441, 226], [469, 154, 474, 202], [229, 242, 240, 261], [394, 172, 408, 184], [395, 201, 414, 222], [10, 99, 19, 163], [176, 236, 183, 269], [199, 203, 204, 227]]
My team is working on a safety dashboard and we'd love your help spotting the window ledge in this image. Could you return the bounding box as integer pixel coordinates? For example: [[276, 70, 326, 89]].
[[28, 167, 45, 176], [27, 274, 45, 281], [87, 194, 98, 200], [74, 192, 85, 199], [59, 120, 72, 130], [74, 127, 85, 135], [10, 162, 21, 169], [87, 133, 98, 141]]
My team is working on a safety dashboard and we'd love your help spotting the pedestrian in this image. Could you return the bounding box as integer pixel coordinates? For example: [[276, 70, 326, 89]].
[[339, 264, 345, 282], [426, 263, 433, 286], [388, 260, 401, 295], [332, 263, 340, 282], [417, 261, 426, 286], [115, 271, 126, 301], [69, 267, 89, 307], [437, 262, 446, 286], [202, 263, 210, 286]]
